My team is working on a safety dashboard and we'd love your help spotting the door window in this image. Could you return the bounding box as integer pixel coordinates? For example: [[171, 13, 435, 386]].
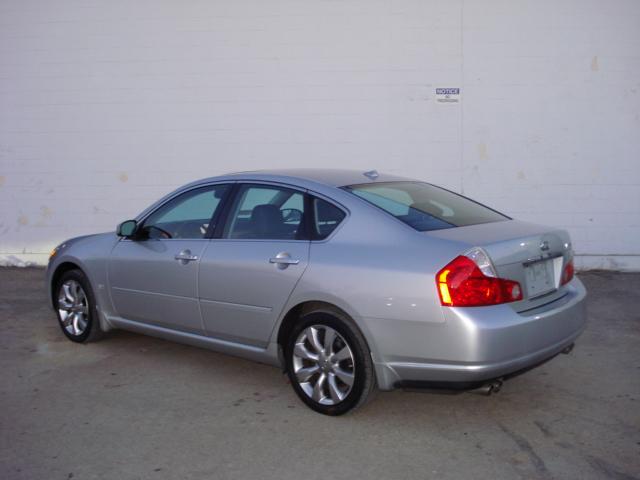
[[142, 184, 230, 239], [224, 185, 306, 240]]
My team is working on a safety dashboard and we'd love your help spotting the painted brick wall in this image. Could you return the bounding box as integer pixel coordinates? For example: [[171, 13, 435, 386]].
[[1, 0, 639, 269]]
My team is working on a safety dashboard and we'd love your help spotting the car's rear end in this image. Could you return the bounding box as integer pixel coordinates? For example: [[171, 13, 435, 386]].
[[343, 180, 587, 389], [408, 220, 587, 383]]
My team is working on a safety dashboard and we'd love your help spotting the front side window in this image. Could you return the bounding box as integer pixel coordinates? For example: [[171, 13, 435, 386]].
[[142, 184, 230, 239], [224, 185, 306, 240], [344, 182, 508, 231]]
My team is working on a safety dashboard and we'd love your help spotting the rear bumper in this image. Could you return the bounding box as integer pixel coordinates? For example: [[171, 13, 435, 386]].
[[374, 277, 587, 389]]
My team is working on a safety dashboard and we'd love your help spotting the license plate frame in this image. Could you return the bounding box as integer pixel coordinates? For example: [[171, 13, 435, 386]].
[[524, 258, 556, 298]]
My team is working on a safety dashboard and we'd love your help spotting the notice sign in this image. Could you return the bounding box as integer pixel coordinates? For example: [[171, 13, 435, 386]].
[[436, 88, 460, 103]]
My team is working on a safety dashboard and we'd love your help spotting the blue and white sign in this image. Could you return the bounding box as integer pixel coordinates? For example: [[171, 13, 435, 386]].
[[435, 88, 460, 103]]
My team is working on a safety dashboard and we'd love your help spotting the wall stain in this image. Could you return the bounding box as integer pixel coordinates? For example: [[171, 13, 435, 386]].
[[118, 172, 129, 183], [591, 55, 599, 72], [0, 175, 5, 187], [41, 206, 53, 218], [17, 215, 29, 226], [517, 170, 526, 181], [36, 206, 54, 226], [477, 142, 489, 160]]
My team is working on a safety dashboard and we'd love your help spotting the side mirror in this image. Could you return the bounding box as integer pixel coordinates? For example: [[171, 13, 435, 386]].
[[282, 208, 303, 224], [117, 220, 138, 237]]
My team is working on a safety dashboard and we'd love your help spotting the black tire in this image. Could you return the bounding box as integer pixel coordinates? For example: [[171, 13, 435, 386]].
[[54, 269, 103, 343], [285, 309, 376, 415]]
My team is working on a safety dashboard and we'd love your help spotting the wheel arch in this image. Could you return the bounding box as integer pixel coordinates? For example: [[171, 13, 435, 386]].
[[275, 300, 379, 370], [50, 261, 83, 306], [277, 301, 348, 349]]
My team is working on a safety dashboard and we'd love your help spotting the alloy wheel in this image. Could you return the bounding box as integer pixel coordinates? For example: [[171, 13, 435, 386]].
[[57, 279, 89, 336], [292, 325, 355, 405]]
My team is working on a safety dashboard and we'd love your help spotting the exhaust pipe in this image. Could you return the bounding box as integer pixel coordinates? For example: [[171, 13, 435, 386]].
[[471, 378, 503, 396], [561, 343, 574, 355]]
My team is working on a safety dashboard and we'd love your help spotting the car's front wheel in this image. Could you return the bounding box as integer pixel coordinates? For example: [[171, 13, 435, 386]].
[[55, 269, 103, 343], [285, 310, 376, 415]]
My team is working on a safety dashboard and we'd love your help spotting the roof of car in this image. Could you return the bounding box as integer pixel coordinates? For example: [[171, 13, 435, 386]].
[[214, 168, 413, 188], [136, 169, 419, 223]]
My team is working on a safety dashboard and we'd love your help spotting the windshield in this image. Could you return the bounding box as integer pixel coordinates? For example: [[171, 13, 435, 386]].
[[344, 181, 509, 231]]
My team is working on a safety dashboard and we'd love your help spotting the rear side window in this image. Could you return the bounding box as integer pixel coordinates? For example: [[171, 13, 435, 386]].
[[344, 182, 508, 231], [311, 197, 345, 240]]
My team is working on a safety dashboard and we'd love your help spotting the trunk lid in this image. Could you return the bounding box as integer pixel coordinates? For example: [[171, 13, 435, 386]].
[[426, 220, 573, 311]]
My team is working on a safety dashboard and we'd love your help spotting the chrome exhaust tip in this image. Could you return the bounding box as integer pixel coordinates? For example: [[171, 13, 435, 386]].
[[471, 378, 503, 396]]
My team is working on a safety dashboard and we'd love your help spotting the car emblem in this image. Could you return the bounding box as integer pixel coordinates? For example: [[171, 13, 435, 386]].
[[540, 240, 550, 251]]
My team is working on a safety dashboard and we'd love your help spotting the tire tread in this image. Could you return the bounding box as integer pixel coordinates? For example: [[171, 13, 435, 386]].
[[286, 308, 377, 415], [55, 268, 103, 343]]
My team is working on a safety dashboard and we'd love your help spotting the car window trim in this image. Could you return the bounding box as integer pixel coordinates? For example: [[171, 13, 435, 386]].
[[211, 183, 240, 239], [204, 183, 236, 238], [303, 193, 314, 240]]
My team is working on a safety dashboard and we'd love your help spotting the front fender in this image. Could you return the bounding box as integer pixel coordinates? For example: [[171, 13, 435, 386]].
[[46, 233, 119, 329]]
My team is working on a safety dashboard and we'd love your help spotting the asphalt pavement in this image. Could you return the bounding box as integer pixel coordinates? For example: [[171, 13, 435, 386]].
[[0, 268, 638, 480]]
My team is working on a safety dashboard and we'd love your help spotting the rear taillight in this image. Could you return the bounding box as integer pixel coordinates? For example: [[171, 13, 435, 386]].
[[561, 257, 574, 285], [436, 251, 523, 307]]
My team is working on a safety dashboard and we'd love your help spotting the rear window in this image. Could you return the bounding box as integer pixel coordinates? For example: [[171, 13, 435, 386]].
[[344, 182, 509, 231]]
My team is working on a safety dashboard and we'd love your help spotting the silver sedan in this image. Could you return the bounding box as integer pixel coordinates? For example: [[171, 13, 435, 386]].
[[47, 169, 587, 415]]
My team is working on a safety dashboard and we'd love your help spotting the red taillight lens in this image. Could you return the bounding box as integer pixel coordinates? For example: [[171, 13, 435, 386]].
[[436, 256, 523, 307], [561, 258, 574, 285]]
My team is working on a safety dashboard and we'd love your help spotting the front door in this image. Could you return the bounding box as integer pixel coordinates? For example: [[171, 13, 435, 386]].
[[108, 184, 231, 333], [198, 183, 310, 346]]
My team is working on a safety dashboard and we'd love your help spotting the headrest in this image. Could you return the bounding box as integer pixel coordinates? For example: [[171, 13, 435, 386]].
[[250, 204, 284, 233]]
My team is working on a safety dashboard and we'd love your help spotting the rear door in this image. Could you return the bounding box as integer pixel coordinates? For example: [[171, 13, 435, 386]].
[[198, 183, 310, 347], [108, 183, 231, 333]]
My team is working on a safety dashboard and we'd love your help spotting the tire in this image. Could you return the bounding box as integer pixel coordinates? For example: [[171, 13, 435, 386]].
[[54, 269, 103, 343], [285, 309, 376, 415]]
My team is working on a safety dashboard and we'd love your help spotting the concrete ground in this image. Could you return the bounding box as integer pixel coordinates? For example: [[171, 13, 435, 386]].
[[0, 268, 638, 480]]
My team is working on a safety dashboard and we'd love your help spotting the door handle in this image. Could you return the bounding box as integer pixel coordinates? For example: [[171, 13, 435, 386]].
[[175, 249, 198, 264], [269, 252, 300, 269]]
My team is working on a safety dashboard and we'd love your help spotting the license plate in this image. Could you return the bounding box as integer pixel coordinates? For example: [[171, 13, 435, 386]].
[[524, 259, 555, 297]]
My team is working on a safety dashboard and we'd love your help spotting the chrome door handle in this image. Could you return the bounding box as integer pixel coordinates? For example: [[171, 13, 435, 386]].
[[269, 252, 300, 269], [175, 249, 198, 264], [269, 257, 300, 265]]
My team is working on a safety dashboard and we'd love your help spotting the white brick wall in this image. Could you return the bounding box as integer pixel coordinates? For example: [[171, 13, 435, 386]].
[[1, 0, 639, 269]]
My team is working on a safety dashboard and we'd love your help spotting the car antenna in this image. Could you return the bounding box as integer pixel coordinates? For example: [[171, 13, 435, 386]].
[[363, 170, 379, 180]]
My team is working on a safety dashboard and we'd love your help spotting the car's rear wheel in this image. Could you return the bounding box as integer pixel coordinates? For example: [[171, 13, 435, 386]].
[[55, 269, 103, 343], [285, 310, 376, 415]]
